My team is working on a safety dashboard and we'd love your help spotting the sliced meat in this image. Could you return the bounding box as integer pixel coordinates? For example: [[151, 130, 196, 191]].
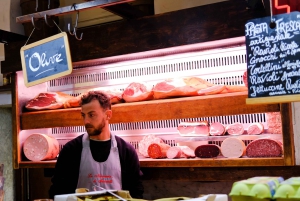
[[122, 82, 153, 102], [23, 134, 59, 161], [166, 146, 183, 159], [209, 122, 225, 136], [177, 121, 210, 136], [221, 138, 246, 158], [197, 85, 226, 95], [246, 139, 283, 157], [181, 146, 196, 158], [247, 123, 264, 135], [147, 143, 171, 159], [226, 123, 245, 135], [25, 92, 74, 111], [194, 144, 220, 158], [138, 135, 163, 158]]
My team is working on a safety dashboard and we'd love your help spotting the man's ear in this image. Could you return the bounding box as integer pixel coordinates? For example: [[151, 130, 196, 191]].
[[106, 110, 112, 120]]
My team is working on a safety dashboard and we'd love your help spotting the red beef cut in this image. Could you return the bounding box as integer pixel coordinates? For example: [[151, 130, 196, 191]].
[[246, 139, 283, 157], [122, 82, 153, 102], [25, 92, 74, 111], [194, 144, 220, 158]]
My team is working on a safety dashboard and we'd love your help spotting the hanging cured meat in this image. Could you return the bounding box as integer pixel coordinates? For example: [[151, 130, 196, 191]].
[[246, 139, 283, 157], [122, 82, 154, 102], [25, 92, 74, 110]]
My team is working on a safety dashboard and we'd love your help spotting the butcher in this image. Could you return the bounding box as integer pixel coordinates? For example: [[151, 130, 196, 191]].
[[49, 91, 144, 198]]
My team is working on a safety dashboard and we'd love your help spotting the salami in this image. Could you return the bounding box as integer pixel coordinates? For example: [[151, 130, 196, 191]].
[[247, 123, 264, 135], [221, 138, 246, 158], [246, 139, 283, 157], [23, 134, 59, 161], [138, 134, 163, 157], [226, 123, 245, 135], [166, 146, 182, 159], [209, 122, 225, 136], [194, 144, 220, 158], [147, 143, 171, 159], [122, 82, 153, 102]]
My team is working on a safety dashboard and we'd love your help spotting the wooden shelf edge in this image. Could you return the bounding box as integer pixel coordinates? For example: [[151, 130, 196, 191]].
[[18, 157, 285, 168], [20, 92, 280, 130]]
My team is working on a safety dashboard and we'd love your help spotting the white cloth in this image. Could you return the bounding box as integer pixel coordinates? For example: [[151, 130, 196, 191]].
[[77, 133, 122, 191]]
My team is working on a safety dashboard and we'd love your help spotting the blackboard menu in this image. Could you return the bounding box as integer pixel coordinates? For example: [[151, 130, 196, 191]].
[[245, 11, 300, 104]]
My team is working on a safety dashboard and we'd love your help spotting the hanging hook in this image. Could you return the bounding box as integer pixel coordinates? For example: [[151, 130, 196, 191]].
[[35, 0, 39, 11], [31, 17, 41, 30], [44, 14, 54, 27], [68, 4, 83, 40]]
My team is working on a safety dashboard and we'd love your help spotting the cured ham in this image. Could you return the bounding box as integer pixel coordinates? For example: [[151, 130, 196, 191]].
[[194, 144, 220, 158], [23, 134, 59, 161], [221, 138, 246, 158], [122, 82, 153, 102], [147, 143, 171, 159], [177, 121, 210, 136], [153, 76, 216, 99], [197, 85, 226, 95], [220, 85, 248, 93], [247, 123, 264, 135], [138, 134, 163, 157], [25, 92, 74, 111], [226, 123, 245, 135], [209, 122, 225, 136], [246, 139, 283, 157]]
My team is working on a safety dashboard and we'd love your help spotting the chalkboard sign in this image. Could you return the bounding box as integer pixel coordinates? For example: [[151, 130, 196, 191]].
[[20, 32, 72, 87], [245, 11, 300, 104]]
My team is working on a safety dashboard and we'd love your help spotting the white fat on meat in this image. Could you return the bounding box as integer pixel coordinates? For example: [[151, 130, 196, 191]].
[[138, 134, 163, 158]]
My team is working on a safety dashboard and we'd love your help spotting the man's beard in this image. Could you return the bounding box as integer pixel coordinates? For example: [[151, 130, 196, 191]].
[[85, 120, 105, 136]]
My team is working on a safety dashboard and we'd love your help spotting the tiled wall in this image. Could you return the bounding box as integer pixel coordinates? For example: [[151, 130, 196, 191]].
[[0, 108, 14, 201]]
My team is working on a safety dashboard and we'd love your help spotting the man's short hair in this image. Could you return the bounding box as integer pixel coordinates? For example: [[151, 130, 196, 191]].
[[80, 91, 111, 110]]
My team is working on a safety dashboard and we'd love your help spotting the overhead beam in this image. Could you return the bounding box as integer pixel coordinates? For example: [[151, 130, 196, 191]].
[[16, 0, 135, 24], [103, 3, 152, 19]]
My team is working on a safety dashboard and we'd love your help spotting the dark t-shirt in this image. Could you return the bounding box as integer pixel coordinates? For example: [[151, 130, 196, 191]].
[[49, 134, 144, 199]]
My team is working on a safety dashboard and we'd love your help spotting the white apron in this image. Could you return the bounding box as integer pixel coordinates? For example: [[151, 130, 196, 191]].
[[76, 133, 122, 191]]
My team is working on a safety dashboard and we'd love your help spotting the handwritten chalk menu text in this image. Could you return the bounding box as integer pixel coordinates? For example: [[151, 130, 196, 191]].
[[20, 32, 72, 87], [245, 11, 300, 104]]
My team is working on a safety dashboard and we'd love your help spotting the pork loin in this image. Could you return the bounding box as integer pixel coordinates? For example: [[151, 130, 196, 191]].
[[25, 92, 74, 111], [122, 82, 153, 102], [246, 139, 283, 157], [247, 123, 264, 135]]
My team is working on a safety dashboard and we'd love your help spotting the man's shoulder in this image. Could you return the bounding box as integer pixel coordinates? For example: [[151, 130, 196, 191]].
[[63, 134, 84, 150], [115, 135, 136, 152]]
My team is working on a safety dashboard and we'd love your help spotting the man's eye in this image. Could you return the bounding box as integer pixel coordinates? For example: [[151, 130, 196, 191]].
[[89, 114, 95, 118]]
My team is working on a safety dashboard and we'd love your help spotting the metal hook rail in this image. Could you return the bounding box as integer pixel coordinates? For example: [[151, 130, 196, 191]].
[[16, 0, 134, 24], [68, 4, 83, 40]]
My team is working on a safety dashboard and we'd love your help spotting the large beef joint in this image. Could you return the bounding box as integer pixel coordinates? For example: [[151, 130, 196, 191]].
[[25, 92, 74, 110], [246, 139, 283, 157], [194, 144, 220, 158]]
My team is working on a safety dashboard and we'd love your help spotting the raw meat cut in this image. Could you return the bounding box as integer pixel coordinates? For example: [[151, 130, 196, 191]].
[[181, 146, 196, 158], [220, 85, 248, 93], [197, 85, 226, 95], [246, 139, 283, 157], [243, 71, 248, 87], [153, 76, 216, 99], [209, 122, 225, 136], [226, 123, 245, 135], [221, 138, 246, 158], [166, 146, 182, 159], [138, 134, 163, 157], [122, 82, 153, 102], [247, 123, 264, 135], [266, 112, 282, 134], [64, 88, 123, 108], [23, 134, 59, 161], [177, 121, 210, 136], [25, 92, 74, 111], [194, 144, 220, 158], [147, 143, 171, 159]]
